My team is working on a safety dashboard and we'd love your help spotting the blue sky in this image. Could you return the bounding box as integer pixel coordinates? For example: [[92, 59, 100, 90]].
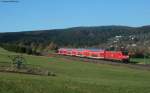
[[0, 0, 150, 32]]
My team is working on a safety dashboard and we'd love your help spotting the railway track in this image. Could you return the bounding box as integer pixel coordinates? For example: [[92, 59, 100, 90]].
[[58, 55, 150, 71]]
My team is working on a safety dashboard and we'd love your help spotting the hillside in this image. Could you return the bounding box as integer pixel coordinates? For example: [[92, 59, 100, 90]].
[[1, 47, 150, 93], [0, 25, 150, 55]]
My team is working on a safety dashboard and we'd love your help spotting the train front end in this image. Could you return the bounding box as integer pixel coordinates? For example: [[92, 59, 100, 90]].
[[121, 51, 130, 63]]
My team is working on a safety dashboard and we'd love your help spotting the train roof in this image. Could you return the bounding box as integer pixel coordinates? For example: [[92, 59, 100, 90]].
[[59, 48, 105, 51], [87, 48, 104, 51]]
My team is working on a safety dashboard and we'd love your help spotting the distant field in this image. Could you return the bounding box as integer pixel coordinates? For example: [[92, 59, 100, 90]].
[[1, 47, 150, 93], [131, 58, 150, 64]]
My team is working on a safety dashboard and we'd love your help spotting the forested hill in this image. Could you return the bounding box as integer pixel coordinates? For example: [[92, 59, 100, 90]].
[[0, 25, 150, 51]]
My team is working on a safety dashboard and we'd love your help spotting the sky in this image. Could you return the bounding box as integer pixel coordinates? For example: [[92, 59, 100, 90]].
[[0, 0, 150, 32]]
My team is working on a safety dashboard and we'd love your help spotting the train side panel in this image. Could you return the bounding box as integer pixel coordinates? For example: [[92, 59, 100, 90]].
[[82, 50, 91, 57], [104, 51, 129, 62], [58, 48, 67, 55], [89, 51, 105, 59], [76, 50, 84, 57], [72, 49, 78, 56]]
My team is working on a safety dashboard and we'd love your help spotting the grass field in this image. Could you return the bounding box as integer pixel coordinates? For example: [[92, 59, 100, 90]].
[[1, 47, 150, 93], [131, 58, 150, 64]]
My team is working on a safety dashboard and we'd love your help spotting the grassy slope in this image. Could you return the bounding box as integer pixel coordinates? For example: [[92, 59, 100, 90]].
[[0, 48, 150, 93]]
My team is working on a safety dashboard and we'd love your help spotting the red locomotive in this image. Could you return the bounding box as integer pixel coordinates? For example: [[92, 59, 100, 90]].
[[58, 48, 129, 62]]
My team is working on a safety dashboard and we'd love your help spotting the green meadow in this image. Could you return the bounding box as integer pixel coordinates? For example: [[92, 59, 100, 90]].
[[131, 58, 150, 64], [0, 47, 150, 93]]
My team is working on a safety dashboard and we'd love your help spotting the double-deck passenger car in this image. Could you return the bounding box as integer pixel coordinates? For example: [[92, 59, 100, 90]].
[[58, 48, 129, 62]]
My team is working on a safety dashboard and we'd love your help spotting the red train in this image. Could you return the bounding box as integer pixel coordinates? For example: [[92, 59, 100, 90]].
[[58, 48, 130, 63]]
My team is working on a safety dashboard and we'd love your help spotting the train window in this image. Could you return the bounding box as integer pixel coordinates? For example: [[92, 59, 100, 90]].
[[122, 51, 128, 55], [92, 54, 98, 57]]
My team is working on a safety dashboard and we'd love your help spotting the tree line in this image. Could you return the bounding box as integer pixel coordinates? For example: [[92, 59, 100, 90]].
[[0, 42, 58, 55]]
